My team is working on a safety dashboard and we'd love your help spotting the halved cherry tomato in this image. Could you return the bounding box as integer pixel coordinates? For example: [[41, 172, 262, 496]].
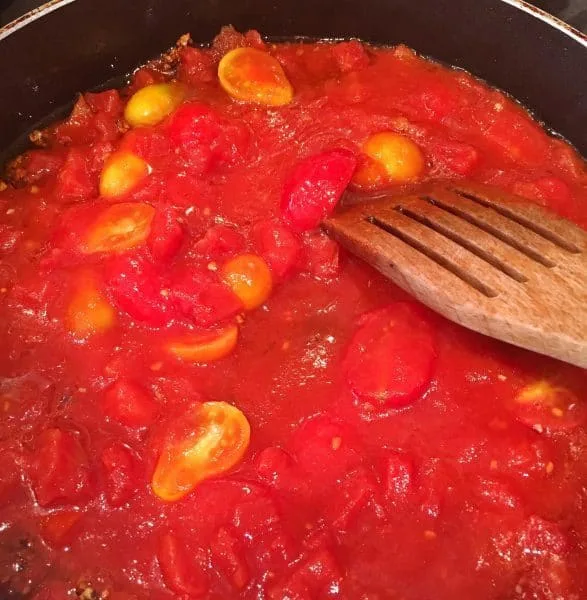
[[218, 47, 293, 106], [151, 401, 251, 501], [166, 324, 239, 363], [99, 150, 150, 198], [83, 202, 155, 254], [511, 381, 586, 431], [344, 303, 436, 409], [353, 132, 424, 187], [124, 82, 186, 128], [65, 275, 116, 338], [221, 254, 272, 310]]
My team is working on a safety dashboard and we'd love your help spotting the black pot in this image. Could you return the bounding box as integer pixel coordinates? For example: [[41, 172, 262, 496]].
[[0, 0, 585, 168]]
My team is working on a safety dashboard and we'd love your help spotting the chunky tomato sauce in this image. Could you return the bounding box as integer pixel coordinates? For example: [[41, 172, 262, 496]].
[[1, 26, 586, 600]]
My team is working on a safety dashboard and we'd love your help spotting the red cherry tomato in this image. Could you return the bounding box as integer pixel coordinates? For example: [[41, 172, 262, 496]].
[[280, 149, 357, 232], [344, 303, 436, 409]]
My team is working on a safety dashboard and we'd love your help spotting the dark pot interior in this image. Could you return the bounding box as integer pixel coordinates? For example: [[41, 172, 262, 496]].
[[0, 0, 586, 167]]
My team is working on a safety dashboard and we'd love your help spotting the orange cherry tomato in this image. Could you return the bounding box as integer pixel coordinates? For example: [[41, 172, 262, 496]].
[[353, 132, 424, 187], [221, 253, 272, 310], [511, 380, 586, 431], [83, 202, 155, 254], [166, 324, 239, 363], [66, 275, 116, 338], [218, 47, 294, 106], [151, 401, 251, 501], [99, 151, 150, 198]]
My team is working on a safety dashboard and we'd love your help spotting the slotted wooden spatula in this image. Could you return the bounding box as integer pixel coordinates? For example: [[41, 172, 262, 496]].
[[323, 182, 587, 368]]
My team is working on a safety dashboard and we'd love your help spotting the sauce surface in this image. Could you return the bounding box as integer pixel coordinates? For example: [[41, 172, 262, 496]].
[[1, 26, 586, 600]]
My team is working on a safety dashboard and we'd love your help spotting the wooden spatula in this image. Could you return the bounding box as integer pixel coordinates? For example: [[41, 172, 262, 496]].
[[323, 182, 587, 368]]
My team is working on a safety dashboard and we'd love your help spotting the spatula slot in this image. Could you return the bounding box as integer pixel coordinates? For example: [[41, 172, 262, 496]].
[[366, 216, 498, 298], [453, 189, 581, 254], [423, 196, 556, 268], [394, 206, 529, 283]]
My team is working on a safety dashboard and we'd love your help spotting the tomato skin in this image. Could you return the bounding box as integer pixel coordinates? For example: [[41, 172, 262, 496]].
[[102, 379, 159, 428], [29, 429, 93, 507], [253, 219, 301, 279], [157, 532, 209, 597], [101, 443, 140, 507], [344, 303, 437, 409], [147, 207, 184, 262], [280, 149, 357, 232]]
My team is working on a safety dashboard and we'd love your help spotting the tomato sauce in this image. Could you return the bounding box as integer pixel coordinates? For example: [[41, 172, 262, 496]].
[[0, 26, 586, 600]]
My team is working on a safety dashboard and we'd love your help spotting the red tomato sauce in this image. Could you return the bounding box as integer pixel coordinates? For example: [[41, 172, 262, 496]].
[[0, 26, 586, 600]]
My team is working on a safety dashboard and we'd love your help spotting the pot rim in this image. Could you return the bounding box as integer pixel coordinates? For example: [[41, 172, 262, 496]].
[[1, 0, 586, 46]]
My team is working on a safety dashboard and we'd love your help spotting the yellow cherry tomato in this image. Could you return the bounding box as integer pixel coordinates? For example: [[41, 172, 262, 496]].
[[354, 132, 424, 187], [221, 254, 272, 311], [151, 401, 251, 501], [124, 82, 185, 128], [66, 275, 115, 338], [166, 324, 239, 363], [218, 47, 294, 106], [83, 202, 155, 254], [99, 151, 150, 198], [512, 380, 586, 431]]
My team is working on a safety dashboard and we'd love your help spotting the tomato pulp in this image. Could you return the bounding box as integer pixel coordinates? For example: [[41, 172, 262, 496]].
[[0, 26, 586, 600]]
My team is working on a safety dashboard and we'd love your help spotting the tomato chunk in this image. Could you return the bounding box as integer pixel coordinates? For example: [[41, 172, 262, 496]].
[[40, 511, 81, 548], [157, 532, 209, 597], [147, 207, 184, 262], [344, 303, 436, 409], [280, 149, 357, 232], [29, 429, 93, 507], [83, 202, 155, 254], [253, 219, 301, 279], [168, 268, 243, 327], [167, 103, 249, 174], [102, 378, 159, 428], [151, 401, 250, 501], [105, 254, 172, 326], [101, 443, 140, 507]]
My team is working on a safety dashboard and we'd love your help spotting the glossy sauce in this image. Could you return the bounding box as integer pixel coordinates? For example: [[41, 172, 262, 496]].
[[0, 26, 586, 600]]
